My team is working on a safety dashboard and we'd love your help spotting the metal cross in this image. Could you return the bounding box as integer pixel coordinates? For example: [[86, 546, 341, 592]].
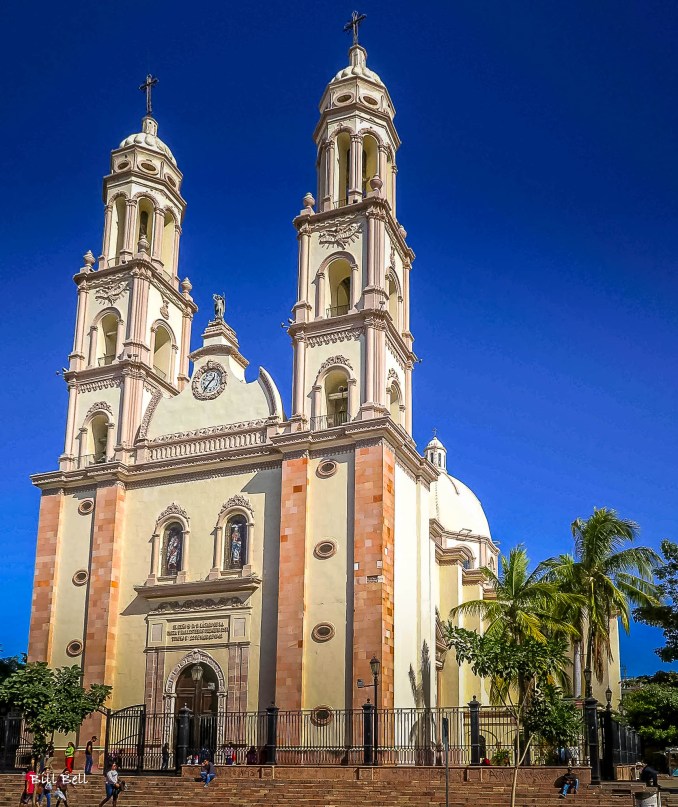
[[139, 74, 159, 116], [343, 10, 367, 46]]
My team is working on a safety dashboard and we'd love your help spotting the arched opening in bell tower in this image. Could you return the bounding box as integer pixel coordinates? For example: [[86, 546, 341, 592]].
[[136, 198, 155, 250], [152, 325, 172, 380], [327, 258, 352, 317], [362, 134, 379, 196], [97, 313, 119, 366], [387, 275, 400, 326], [324, 369, 350, 427], [336, 131, 351, 206], [87, 414, 109, 463], [161, 212, 176, 273], [108, 197, 127, 264]]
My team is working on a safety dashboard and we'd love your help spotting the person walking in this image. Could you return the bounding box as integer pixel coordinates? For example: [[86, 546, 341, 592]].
[[20, 766, 37, 805], [54, 770, 71, 807], [85, 736, 97, 776], [200, 759, 216, 788], [160, 743, 170, 771], [37, 768, 53, 807], [64, 743, 75, 775], [98, 762, 123, 806]]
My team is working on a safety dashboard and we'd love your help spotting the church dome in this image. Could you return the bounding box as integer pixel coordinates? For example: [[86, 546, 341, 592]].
[[330, 45, 384, 87], [119, 116, 176, 165], [432, 472, 492, 539]]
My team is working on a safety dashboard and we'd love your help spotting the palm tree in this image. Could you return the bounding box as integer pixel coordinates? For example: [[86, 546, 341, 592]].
[[449, 544, 582, 644], [540, 507, 660, 696]]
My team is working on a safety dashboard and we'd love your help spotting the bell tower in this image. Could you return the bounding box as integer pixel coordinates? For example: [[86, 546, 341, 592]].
[[289, 29, 416, 434], [60, 77, 197, 469]]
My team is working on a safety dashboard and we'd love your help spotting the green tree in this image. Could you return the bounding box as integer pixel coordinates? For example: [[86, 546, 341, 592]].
[[634, 539, 678, 663], [445, 627, 580, 807], [540, 508, 660, 694], [0, 662, 111, 766], [449, 545, 582, 644], [621, 672, 678, 757]]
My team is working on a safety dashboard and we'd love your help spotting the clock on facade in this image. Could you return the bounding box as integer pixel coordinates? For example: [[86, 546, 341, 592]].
[[191, 361, 227, 400]]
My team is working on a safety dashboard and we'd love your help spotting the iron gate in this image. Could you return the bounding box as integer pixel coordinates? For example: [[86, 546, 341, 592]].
[[105, 705, 176, 774], [0, 713, 32, 772]]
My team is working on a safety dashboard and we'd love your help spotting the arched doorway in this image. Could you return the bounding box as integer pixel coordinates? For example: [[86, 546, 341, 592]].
[[174, 663, 218, 757]]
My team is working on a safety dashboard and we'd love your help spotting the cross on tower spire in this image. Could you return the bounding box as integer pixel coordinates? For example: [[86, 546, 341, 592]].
[[139, 74, 159, 117], [343, 10, 367, 46]]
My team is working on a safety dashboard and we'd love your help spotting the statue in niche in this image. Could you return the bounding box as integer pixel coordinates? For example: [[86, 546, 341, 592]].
[[165, 523, 183, 576], [226, 516, 246, 569], [212, 293, 225, 320]]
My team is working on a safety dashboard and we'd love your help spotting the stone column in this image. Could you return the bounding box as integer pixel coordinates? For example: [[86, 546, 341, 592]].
[[62, 383, 78, 464], [71, 285, 89, 369], [105, 421, 116, 460], [366, 214, 376, 288], [114, 319, 125, 361], [121, 199, 138, 258], [348, 377, 358, 420], [170, 343, 178, 385], [405, 360, 413, 435], [172, 225, 181, 279], [315, 271, 326, 319], [377, 145, 388, 188], [209, 526, 224, 580], [311, 384, 322, 423], [391, 164, 398, 218], [403, 260, 411, 336], [295, 223, 311, 322], [364, 323, 375, 406], [348, 134, 362, 203], [177, 527, 190, 583], [375, 323, 386, 407], [87, 326, 98, 367], [178, 311, 192, 390], [350, 262, 360, 309], [151, 208, 165, 265], [27, 490, 64, 663], [324, 139, 335, 211], [101, 204, 113, 263], [292, 332, 307, 417], [147, 532, 160, 584], [78, 427, 87, 466]]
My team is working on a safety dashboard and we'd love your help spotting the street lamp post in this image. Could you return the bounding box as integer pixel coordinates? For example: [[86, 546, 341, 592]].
[[370, 656, 381, 766]]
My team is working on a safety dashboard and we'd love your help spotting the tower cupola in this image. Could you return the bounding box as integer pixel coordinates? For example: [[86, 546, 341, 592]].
[[425, 432, 447, 471]]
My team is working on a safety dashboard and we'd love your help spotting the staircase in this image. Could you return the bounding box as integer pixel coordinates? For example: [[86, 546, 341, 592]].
[[0, 766, 646, 807]]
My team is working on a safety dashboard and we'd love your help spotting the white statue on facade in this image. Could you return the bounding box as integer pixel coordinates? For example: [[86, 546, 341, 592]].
[[213, 293, 225, 320]]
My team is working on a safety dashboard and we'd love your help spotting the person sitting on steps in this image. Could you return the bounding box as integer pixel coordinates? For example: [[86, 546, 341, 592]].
[[559, 766, 579, 798], [201, 759, 216, 788]]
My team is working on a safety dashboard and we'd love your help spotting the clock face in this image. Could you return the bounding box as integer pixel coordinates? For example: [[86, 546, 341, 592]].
[[200, 369, 222, 393], [192, 361, 227, 400]]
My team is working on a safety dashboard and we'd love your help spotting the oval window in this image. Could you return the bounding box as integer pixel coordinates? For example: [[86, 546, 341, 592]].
[[72, 569, 89, 587], [317, 460, 338, 478], [66, 640, 83, 657], [116, 160, 130, 171], [167, 175, 177, 188], [311, 706, 334, 726], [140, 161, 157, 173], [336, 93, 353, 104], [363, 95, 379, 106], [311, 622, 335, 643], [78, 499, 94, 515], [314, 540, 337, 560]]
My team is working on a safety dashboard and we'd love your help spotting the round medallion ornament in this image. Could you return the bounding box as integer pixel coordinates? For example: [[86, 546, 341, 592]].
[[72, 570, 89, 586], [192, 361, 227, 400], [66, 640, 83, 657], [311, 623, 335, 643], [310, 706, 334, 726], [78, 499, 94, 515]]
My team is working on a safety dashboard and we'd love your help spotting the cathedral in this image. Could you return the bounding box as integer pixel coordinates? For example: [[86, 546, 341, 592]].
[[27, 34, 618, 727]]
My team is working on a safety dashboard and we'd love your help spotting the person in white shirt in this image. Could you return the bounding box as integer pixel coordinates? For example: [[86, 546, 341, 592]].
[[98, 763, 121, 806]]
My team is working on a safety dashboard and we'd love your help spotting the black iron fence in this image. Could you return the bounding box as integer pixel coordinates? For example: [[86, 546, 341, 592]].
[[0, 701, 642, 778]]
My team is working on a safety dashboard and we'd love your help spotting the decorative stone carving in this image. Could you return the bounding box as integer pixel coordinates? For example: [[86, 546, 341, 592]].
[[160, 297, 169, 319], [318, 219, 362, 249], [307, 328, 362, 347], [165, 649, 225, 693], [85, 401, 113, 419], [149, 418, 267, 444], [92, 277, 129, 306], [150, 597, 244, 613], [155, 502, 188, 529], [138, 389, 163, 440], [316, 355, 353, 378], [79, 379, 121, 393], [217, 495, 254, 520]]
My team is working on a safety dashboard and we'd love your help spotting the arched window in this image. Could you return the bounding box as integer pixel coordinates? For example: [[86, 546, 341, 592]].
[[324, 369, 350, 428], [88, 414, 109, 463], [387, 275, 399, 325], [161, 212, 176, 272], [108, 197, 127, 263], [152, 325, 172, 380], [327, 258, 351, 317], [136, 198, 155, 250], [389, 382, 402, 426], [336, 132, 351, 206], [224, 514, 248, 571], [97, 313, 119, 366], [162, 522, 184, 577], [362, 134, 379, 196]]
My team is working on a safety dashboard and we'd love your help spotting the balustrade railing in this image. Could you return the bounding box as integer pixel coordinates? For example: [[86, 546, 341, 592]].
[[326, 304, 350, 318], [310, 412, 350, 431]]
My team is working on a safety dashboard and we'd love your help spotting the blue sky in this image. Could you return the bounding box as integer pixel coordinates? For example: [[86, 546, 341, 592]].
[[1, 1, 676, 677]]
